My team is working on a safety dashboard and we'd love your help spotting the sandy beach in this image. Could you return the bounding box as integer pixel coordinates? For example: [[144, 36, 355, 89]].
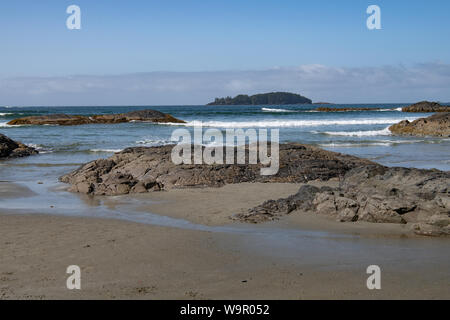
[[1, 181, 449, 300]]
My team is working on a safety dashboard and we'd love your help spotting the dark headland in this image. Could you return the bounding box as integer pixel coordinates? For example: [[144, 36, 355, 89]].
[[207, 92, 312, 105]]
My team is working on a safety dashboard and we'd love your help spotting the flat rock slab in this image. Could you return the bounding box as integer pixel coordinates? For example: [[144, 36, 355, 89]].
[[402, 101, 450, 112], [7, 109, 185, 126]]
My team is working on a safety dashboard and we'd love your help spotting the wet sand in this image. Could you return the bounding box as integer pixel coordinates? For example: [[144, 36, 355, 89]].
[[1, 181, 449, 299], [0, 182, 36, 199], [130, 182, 302, 226], [119, 182, 420, 238]]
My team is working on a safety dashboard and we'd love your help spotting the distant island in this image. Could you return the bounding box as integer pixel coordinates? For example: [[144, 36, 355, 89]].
[[207, 92, 312, 105]]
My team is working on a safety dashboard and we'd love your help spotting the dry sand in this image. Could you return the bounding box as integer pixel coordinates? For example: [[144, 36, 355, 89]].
[[1, 182, 449, 299]]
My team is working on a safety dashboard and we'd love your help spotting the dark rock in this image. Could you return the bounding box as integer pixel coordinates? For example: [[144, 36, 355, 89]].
[[401, 101, 450, 113], [243, 165, 450, 236], [7, 109, 185, 126], [389, 112, 450, 137], [60, 143, 376, 196], [233, 185, 323, 223], [0, 134, 38, 159]]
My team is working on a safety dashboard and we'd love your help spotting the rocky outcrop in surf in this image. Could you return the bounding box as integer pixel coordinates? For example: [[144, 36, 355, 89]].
[[315, 107, 382, 112], [401, 101, 450, 112], [389, 112, 450, 137], [0, 134, 38, 159], [239, 166, 450, 236], [7, 109, 185, 126], [60, 143, 375, 196]]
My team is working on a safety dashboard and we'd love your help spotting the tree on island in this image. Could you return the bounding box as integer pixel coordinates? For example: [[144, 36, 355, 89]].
[[207, 92, 312, 105]]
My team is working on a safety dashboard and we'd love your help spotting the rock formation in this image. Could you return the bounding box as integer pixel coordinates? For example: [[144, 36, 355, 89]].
[[60, 142, 450, 236], [239, 166, 450, 236], [60, 143, 375, 196], [389, 112, 450, 137], [7, 109, 185, 126], [0, 134, 38, 159], [401, 101, 450, 112]]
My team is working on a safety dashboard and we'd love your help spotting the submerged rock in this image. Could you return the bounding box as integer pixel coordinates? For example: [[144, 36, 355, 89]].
[[401, 101, 450, 112], [7, 109, 185, 126], [316, 107, 382, 112], [389, 112, 450, 137], [60, 143, 375, 196], [241, 166, 450, 236], [0, 134, 38, 159]]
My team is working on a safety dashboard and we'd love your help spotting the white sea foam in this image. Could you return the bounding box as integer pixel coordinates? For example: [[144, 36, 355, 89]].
[[320, 142, 392, 147], [135, 138, 172, 146], [261, 108, 296, 113], [376, 107, 403, 112], [26, 143, 53, 153], [89, 149, 123, 153], [312, 107, 403, 112], [378, 139, 423, 144], [0, 121, 29, 127], [0, 113, 13, 116], [319, 138, 425, 148], [166, 118, 419, 128], [321, 127, 392, 136]]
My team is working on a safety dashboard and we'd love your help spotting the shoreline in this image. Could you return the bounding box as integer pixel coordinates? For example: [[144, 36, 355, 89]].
[[1, 175, 449, 299], [1, 212, 449, 299], [0, 179, 432, 238]]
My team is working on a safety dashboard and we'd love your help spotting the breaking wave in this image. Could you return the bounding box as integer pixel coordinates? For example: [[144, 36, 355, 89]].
[[166, 118, 418, 128], [135, 138, 173, 146], [320, 127, 392, 136], [261, 108, 296, 113], [89, 149, 123, 153]]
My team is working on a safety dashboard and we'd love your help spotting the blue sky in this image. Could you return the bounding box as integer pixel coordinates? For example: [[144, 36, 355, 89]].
[[1, 0, 449, 104]]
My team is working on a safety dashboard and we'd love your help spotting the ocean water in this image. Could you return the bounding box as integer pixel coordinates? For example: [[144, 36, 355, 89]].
[[1, 104, 449, 172]]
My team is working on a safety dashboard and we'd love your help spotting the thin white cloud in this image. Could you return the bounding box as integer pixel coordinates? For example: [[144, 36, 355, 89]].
[[1, 62, 449, 105]]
